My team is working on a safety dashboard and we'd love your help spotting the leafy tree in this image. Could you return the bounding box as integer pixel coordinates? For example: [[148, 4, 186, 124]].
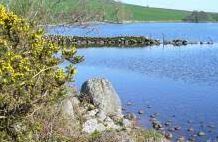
[[211, 13, 218, 21], [0, 5, 82, 141], [183, 11, 212, 22]]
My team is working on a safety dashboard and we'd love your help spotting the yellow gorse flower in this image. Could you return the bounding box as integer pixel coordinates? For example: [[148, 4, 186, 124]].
[[0, 4, 83, 140]]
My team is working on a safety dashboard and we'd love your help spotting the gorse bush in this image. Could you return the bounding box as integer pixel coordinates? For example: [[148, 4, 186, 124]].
[[0, 5, 82, 141]]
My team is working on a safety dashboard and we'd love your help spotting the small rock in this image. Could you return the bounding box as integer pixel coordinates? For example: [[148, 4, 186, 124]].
[[164, 122, 171, 127], [138, 110, 144, 114], [168, 127, 176, 132], [188, 137, 195, 142], [104, 117, 120, 130], [104, 117, 113, 123], [127, 102, 133, 106], [188, 127, 194, 132], [150, 118, 157, 122], [150, 114, 156, 118], [146, 105, 151, 108], [192, 134, 197, 137], [61, 98, 75, 118], [165, 132, 173, 139], [152, 121, 163, 130], [154, 112, 160, 116], [174, 126, 181, 131], [207, 125, 215, 128], [70, 97, 80, 106], [124, 113, 137, 120], [122, 107, 126, 111], [111, 115, 123, 122], [123, 119, 132, 128], [187, 120, 193, 124], [197, 131, 206, 136], [85, 109, 99, 119], [158, 127, 165, 131], [96, 111, 107, 121], [177, 136, 185, 142], [82, 119, 106, 133]]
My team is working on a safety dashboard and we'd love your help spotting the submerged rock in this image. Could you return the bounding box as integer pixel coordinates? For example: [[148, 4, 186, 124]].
[[188, 137, 195, 142], [197, 131, 206, 136], [138, 110, 144, 114], [174, 126, 181, 131], [207, 124, 216, 128], [164, 121, 171, 127], [177, 136, 185, 142], [127, 101, 133, 106], [188, 127, 194, 132]]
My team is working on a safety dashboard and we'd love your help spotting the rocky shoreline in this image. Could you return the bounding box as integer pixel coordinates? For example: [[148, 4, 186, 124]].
[[60, 78, 168, 142], [44, 35, 214, 48]]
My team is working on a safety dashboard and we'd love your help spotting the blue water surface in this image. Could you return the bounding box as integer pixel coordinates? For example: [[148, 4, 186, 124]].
[[47, 23, 218, 42], [50, 23, 218, 141]]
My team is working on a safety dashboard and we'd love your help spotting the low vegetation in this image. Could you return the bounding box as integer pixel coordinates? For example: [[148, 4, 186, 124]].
[[1, 0, 218, 24], [183, 11, 215, 22], [0, 5, 82, 141], [0, 5, 167, 142]]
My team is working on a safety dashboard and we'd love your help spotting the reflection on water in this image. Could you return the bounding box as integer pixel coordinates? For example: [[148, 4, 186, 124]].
[[73, 45, 218, 141], [47, 23, 218, 42], [77, 45, 218, 86], [52, 23, 218, 141]]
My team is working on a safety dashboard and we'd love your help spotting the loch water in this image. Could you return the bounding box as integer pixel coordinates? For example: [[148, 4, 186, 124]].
[[49, 23, 218, 141]]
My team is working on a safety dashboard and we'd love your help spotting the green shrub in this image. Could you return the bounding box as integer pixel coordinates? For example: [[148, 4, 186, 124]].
[[0, 5, 82, 141], [90, 130, 102, 141]]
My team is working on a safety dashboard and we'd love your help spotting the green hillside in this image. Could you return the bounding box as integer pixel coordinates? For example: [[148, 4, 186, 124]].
[[117, 4, 191, 22], [1, 0, 218, 23], [46, 0, 218, 22], [46, 0, 192, 22]]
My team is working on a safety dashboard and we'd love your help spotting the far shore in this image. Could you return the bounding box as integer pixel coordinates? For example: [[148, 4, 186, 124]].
[[40, 20, 218, 28]]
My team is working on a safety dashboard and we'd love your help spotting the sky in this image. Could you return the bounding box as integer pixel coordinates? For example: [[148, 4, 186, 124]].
[[117, 0, 218, 12]]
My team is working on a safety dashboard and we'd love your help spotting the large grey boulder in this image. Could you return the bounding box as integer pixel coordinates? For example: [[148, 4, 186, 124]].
[[81, 78, 122, 117]]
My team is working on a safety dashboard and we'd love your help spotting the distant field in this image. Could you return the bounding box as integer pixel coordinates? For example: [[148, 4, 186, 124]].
[[46, 0, 191, 22], [121, 4, 191, 21], [1, 0, 218, 23], [49, 0, 217, 22]]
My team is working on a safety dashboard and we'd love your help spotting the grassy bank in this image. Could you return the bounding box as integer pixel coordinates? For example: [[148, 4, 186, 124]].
[[43, 0, 218, 22], [1, 0, 218, 24]]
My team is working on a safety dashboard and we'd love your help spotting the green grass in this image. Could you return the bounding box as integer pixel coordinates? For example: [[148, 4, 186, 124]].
[[48, 0, 218, 22], [46, 0, 191, 22], [123, 4, 190, 21], [1, 0, 218, 23]]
